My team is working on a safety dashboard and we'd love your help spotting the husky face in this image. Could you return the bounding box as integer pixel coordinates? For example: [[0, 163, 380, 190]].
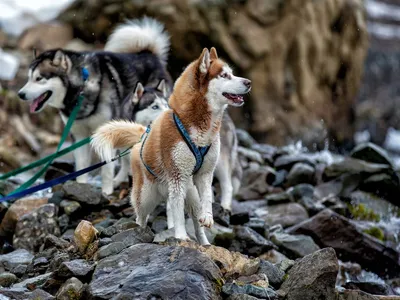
[[200, 48, 251, 108], [18, 50, 71, 113], [121, 80, 169, 126]]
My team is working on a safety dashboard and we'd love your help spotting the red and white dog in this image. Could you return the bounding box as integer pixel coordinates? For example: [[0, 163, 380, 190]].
[[91, 48, 251, 244]]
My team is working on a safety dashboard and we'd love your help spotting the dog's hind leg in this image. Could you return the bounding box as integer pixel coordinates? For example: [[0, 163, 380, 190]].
[[101, 160, 115, 195], [186, 186, 210, 245], [113, 155, 130, 188], [74, 138, 92, 184], [133, 182, 160, 227], [214, 157, 233, 211]]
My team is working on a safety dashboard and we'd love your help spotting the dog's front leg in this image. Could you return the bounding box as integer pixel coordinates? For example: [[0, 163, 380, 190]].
[[168, 179, 190, 241], [74, 139, 92, 184], [195, 172, 214, 228]]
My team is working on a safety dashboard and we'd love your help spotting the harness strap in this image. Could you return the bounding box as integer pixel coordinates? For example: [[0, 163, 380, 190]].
[[140, 113, 211, 178], [173, 113, 211, 175], [140, 126, 158, 177]]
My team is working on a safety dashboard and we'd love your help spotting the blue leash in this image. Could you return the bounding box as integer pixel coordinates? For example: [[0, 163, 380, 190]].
[[0, 149, 131, 203], [140, 113, 211, 177]]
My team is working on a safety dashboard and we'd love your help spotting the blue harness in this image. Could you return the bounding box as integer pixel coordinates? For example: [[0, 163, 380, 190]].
[[140, 113, 211, 177]]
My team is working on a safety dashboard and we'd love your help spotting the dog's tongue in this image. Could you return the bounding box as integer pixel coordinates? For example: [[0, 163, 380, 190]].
[[29, 93, 45, 113]]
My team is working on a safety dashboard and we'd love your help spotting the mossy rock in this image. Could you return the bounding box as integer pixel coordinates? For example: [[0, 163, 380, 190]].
[[363, 227, 385, 241], [348, 203, 380, 222]]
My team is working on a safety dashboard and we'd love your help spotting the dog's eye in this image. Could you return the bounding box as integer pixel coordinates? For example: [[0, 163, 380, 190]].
[[36, 77, 43, 82], [152, 105, 159, 110], [220, 73, 229, 79]]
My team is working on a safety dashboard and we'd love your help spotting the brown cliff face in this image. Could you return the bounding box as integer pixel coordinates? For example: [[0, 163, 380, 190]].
[[61, 0, 368, 148]]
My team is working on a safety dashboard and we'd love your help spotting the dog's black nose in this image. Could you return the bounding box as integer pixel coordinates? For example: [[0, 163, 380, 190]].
[[18, 91, 26, 100], [243, 79, 251, 89]]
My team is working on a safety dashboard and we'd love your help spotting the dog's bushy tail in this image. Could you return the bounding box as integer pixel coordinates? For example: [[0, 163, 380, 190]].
[[91, 120, 146, 162], [105, 17, 170, 64]]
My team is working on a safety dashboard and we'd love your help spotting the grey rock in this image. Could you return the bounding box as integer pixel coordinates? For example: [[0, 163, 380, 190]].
[[265, 192, 291, 205], [44, 234, 70, 249], [151, 216, 168, 233], [56, 259, 95, 278], [88, 243, 222, 299], [274, 154, 316, 170], [270, 231, 320, 258], [287, 209, 400, 278], [13, 272, 52, 289], [258, 203, 308, 228], [99, 237, 113, 247], [230, 212, 250, 225], [47, 252, 70, 273], [278, 248, 339, 300], [257, 260, 285, 289], [212, 202, 230, 227], [13, 204, 60, 252], [343, 281, 395, 296], [286, 163, 315, 186], [56, 277, 84, 300], [111, 227, 154, 247], [10, 264, 27, 278], [0, 273, 17, 287], [323, 157, 391, 179], [243, 217, 268, 236], [227, 295, 260, 300], [215, 226, 275, 257], [61, 181, 108, 206], [0, 249, 33, 270], [237, 146, 264, 164], [236, 129, 257, 148], [337, 289, 380, 300], [101, 221, 138, 237], [232, 199, 267, 217], [222, 283, 278, 299], [237, 166, 276, 200], [97, 242, 126, 259], [60, 200, 81, 216], [0, 288, 54, 300], [351, 142, 393, 166]]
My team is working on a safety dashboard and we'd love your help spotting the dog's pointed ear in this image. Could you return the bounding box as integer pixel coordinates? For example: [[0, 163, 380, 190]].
[[210, 47, 218, 60], [199, 48, 210, 75], [132, 82, 144, 105], [52, 50, 70, 71], [156, 79, 168, 97]]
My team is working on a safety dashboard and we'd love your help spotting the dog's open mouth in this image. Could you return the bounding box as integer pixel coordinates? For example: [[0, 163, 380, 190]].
[[30, 91, 52, 113], [223, 92, 244, 105]]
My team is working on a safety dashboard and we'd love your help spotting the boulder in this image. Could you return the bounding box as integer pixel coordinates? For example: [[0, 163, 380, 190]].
[[270, 230, 320, 259], [13, 204, 60, 252], [0, 249, 33, 271], [214, 226, 275, 257], [258, 203, 309, 228], [88, 243, 222, 299], [278, 248, 339, 300], [287, 209, 400, 278], [61, 181, 108, 206], [55, 277, 84, 300], [0, 197, 48, 239]]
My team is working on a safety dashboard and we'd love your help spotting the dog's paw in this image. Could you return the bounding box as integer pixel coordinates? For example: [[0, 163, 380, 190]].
[[199, 213, 214, 228], [102, 184, 114, 196], [175, 234, 191, 242]]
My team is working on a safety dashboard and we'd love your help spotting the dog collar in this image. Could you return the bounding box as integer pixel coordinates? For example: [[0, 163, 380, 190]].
[[140, 113, 211, 178]]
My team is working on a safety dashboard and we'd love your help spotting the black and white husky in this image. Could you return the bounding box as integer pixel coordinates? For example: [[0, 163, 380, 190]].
[[18, 17, 172, 194]]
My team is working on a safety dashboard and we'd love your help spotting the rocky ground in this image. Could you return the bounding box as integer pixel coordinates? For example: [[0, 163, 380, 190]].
[[0, 130, 399, 299]]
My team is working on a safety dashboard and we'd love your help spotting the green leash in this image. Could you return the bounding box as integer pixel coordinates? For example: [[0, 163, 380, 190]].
[[6, 93, 86, 196], [0, 137, 91, 181]]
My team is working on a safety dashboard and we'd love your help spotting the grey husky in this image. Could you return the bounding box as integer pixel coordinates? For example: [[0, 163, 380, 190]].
[[18, 17, 172, 195]]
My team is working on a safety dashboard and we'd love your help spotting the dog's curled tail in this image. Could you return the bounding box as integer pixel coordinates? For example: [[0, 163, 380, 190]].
[[91, 120, 146, 163], [105, 17, 170, 64]]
